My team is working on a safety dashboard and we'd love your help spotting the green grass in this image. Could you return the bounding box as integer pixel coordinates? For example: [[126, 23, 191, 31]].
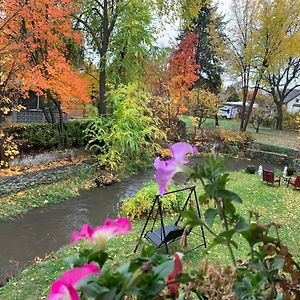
[[1, 172, 300, 299], [181, 116, 300, 150], [0, 170, 96, 221]]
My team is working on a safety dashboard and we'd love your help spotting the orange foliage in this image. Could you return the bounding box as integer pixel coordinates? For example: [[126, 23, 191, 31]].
[[168, 32, 200, 115], [1, 0, 91, 113]]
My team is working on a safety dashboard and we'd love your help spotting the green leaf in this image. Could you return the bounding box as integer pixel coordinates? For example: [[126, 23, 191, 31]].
[[181, 205, 202, 229], [230, 240, 238, 249], [272, 257, 285, 270], [204, 208, 218, 227], [234, 218, 250, 232], [218, 190, 242, 203], [153, 259, 174, 279]]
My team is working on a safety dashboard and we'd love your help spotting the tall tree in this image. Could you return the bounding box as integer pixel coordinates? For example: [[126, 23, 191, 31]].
[[193, 1, 225, 94], [226, 0, 259, 131], [168, 31, 199, 117], [227, 0, 300, 131], [2, 0, 90, 147], [74, 0, 122, 115], [262, 57, 300, 130]]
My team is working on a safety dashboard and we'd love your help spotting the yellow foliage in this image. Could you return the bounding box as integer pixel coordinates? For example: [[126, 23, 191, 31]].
[[218, 129, 248, 145], [186, 88, 221, 127], [0, 130, 19, 167]]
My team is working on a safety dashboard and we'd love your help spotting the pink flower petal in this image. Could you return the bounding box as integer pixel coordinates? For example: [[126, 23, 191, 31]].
[[48, 280, 75, 300], [93, 217, 132, 239], [48, 264, 100, 300], [167, 252, 183, 298], [154, 143, 198, 195], [71, 224, 94, 244], [154, 157, 177, 195], [60, 264, 100, 287], [170, 142, 196, 164]]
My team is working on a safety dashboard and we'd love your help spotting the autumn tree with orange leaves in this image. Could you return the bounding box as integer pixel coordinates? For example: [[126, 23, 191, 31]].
[[168, 32, 200, 116], [1, 0, 91, 147], [145, 32, 199, 138]]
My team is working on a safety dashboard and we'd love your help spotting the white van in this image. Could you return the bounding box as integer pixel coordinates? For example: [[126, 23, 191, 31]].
[[218, 105, 238, 119]]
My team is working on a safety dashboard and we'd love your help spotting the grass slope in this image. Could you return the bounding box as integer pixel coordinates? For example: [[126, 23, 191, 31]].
[[1, 172, 300, 299], [0, 170, 96, 221], [181, 116, 300, 150]]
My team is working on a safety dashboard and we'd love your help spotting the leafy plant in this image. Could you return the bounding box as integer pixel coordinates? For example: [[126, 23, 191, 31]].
[[287, 166, 295, 176], [84, 84, 165, 171], [245, 165, 256, 174], [4, 120, 89, 154], [182, 154, 300, 299], [120, 181, 186, 219]]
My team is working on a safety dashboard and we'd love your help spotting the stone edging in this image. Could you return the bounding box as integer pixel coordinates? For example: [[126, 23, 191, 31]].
[[0, 160, 96, 196]]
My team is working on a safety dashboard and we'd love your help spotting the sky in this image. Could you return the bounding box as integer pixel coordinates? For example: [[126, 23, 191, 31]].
[[156, 0, 232, 47]]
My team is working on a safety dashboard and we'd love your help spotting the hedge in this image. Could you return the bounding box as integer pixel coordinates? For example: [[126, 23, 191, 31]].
[[3, 120, 90, 154], [252, 142, 299, 157]]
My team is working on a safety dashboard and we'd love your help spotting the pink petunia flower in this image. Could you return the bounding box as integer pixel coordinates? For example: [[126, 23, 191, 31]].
[[154, 142, 197, 195], [71, 217, 132, 250], [71, 224, 94, 244], [48, 264, 100, 300], [167, 252, 183, 299], [170, 142, 198, 164]]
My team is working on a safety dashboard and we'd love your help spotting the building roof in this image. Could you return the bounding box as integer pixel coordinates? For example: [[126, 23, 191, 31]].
[[283, 89, 300, 104]]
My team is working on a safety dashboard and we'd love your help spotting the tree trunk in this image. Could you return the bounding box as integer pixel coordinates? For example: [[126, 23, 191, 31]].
[[276, 102, 283, 130], [242, 84, 260, 131], [53, 100, 65, 149], [214, 114, 219, 126], [98, 60, 107, 116], [240, 70, 249, 131]]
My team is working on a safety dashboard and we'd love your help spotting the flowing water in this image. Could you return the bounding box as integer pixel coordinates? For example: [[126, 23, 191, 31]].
[[0, 157, 283, 284]]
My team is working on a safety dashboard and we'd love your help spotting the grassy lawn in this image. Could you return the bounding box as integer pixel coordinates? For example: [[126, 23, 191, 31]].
[[181, 116, 300, 150], [0, 170, 96, 221], [1, 172, 300, 299]]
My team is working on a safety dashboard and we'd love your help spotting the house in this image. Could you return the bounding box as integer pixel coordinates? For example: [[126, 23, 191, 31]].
[[284, 89, 300, 114], [10, 91, 84, 123]]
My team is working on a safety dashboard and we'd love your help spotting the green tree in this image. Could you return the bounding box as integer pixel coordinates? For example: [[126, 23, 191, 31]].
[[261, 57, 300, 130], [84, 84, 164, 171], [186, 88, 220, 132], [108, 0, 156, 86], [227, 0, 300, 132], [249, 94, 276, 133], [227, 92, 241, 102], [193, 1, 225, 94]]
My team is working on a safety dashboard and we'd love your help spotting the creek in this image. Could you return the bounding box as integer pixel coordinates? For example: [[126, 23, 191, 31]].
[[0, 156, 283, 284]]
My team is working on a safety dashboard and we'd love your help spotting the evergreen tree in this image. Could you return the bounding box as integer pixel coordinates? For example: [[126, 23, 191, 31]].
[[193, 1, 225, 95]]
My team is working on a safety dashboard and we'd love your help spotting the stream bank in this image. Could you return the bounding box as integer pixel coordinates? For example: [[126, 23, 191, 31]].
[[0, 156, 284, 286]]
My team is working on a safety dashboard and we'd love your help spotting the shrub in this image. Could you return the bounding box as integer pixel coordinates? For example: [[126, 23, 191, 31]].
[[84, 84, 165, 171], [245, 165, 256, 174], [119, 181, 186, 219], [217, 129, 250, 146], [4, 120, 89, 154], [254, 142, 299, 156], [283, 111, 299, 130], [287, 166, 295, 176]]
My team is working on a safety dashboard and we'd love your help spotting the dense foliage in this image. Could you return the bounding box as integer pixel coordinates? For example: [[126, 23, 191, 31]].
[[120, 181, 186, 219], [84, 84, 164, 171], [4, 121, 89, 154]]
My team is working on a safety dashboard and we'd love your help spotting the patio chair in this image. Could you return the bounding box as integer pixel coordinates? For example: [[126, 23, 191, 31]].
[[262, 170, 280, 186], [287, 176, 300, 189]]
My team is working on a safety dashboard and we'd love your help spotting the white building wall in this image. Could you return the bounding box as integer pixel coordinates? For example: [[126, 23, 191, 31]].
[[286, 97, 300, 114]]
